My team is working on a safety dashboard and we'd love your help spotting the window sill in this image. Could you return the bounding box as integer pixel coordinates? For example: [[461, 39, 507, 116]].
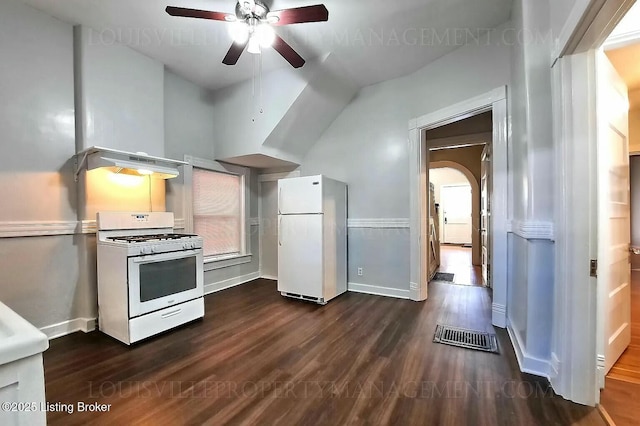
[[203, 254, 252, 272]]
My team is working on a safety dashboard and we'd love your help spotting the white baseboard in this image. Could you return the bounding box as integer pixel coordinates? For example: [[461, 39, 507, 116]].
[[40, 317, 96, 340], [507, 322, 553, 379], [204, 271, 260, 295], [260, 275, 278, 281], [492, 303, 507, 328], [348, 282, 411, 300]]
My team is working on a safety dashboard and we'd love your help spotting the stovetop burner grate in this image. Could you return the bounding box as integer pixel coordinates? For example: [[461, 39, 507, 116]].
[[108, 233, 197, 243]]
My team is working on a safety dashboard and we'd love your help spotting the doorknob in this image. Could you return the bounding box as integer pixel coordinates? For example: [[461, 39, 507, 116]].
[[630, 246, 640, 255]]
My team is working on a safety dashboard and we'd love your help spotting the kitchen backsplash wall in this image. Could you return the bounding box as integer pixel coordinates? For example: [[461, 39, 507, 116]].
[[84, 169, 166, 220]]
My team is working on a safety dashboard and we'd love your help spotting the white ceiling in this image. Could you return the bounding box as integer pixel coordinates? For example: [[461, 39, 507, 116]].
[[19, 0, 512, 90]]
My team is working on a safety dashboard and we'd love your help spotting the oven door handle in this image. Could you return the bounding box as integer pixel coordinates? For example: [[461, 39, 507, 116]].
[[131, 249, 201, 263], [161, 308, 182, 319]]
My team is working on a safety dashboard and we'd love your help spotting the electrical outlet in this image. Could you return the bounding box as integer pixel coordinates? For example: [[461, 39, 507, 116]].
[[357, 268, 363, 276]]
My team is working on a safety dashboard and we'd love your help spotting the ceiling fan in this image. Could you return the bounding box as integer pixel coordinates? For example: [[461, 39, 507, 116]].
[[166, 1, 329, 68]]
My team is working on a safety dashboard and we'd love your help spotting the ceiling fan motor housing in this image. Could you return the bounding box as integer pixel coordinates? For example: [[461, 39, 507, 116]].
[[236, 1, 270, 20]]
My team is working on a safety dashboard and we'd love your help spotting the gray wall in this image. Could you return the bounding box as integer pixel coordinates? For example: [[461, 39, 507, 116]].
[[163, 70, 260, 289], [300, 25, 512, 291], [75, 26, 165, 156], [0, 0, 259, 333], [0, 0, 82, 329]]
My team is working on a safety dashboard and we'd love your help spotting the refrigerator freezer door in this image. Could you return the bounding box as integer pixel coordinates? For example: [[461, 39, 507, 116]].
[[278, 176, 323, 214], [278, 214, 324, 298]]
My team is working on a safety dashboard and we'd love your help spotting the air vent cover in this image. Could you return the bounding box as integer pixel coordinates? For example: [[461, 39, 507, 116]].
[[433, 324, 499, 353]]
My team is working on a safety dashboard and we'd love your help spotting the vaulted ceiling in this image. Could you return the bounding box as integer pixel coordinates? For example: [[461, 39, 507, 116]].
[[19, 0, 512, 90]]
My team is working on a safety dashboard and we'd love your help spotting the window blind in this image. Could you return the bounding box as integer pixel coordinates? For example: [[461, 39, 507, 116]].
[[193, 168, 241, 257]]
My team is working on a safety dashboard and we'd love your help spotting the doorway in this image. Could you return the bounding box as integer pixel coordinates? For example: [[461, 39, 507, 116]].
[[554, 0, 640, 409], [429, 155, 486, 287], [597, 21, 640, 421], [408, 86, 508, 327]]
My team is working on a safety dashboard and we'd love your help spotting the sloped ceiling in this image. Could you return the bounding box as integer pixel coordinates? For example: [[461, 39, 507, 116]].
[[18, 0, 512, 90]]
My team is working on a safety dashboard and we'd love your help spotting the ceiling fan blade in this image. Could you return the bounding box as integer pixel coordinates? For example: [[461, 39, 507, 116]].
[[166, 6, 234, 22], [267, 5, 329, 26], [272, 35, 305, 68], [222, 41, 248, 66]]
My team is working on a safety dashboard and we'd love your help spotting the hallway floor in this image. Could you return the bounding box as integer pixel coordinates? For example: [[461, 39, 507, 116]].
[[600, 270, 640, 426], [435, 245, 485, 286]]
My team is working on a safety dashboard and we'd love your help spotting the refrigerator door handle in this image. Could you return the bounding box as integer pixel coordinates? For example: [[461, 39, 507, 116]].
[[279, 217, 282, 246], [278, 187, 282, 214]]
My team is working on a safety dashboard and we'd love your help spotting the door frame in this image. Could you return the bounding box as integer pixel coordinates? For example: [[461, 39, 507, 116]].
[[258, 170, 300, 280], [440, 183, 473, 245], [408, 86, 509, 328], [552, 0, 637, 406]]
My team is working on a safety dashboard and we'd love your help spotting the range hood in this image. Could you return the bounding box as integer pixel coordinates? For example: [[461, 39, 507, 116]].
[[75, 146, 188, 180]]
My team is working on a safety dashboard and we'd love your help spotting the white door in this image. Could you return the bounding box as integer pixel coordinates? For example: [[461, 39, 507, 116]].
[[278, 176, 323, 214], [481, 145, 491, 286], [596, 51, 631, 387], [260, 181, 279, 280], [277, 214, 324, 298], [441, 184, 472, 245]]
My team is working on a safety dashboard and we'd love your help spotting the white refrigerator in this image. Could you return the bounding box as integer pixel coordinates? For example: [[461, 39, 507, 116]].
[[277, 175, 347, 304]]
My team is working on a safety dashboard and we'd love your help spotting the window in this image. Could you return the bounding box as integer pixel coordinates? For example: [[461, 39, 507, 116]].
[[184, 156, 250, 265], [192, 168, 242, 257]]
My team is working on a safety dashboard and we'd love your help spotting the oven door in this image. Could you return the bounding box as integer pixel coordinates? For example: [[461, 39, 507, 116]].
[[128, 249, 203, 317]]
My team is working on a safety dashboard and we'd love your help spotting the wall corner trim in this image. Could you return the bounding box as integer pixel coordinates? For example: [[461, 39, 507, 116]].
[[347, 218, 410, 229], [509, 220, 555, 241], [492, 303, 507, 328], [41, 317, 96, 340], [507, 322, 554, 379], [348, 282, 411, 300], [204, 271, 260, 295], [0, 221, 79, 238]]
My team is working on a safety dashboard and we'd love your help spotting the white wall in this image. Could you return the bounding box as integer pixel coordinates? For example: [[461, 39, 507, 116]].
[[301, 24, 512, 292], [210, 54, 357, 166], [210, 60, 313, 164], [508, 0, 556, 378]]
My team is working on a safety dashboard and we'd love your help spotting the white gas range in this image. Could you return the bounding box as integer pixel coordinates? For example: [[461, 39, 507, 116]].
[[96, 212, 204, 345]]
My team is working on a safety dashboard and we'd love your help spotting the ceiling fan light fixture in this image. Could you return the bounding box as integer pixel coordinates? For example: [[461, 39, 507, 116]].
[[228, 21, 249, 43], [247, 35, 261, 54], [255, 24, 275, 48]]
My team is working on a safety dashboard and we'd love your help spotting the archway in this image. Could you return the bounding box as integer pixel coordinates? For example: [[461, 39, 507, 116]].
[[429, 160, 481, 267]]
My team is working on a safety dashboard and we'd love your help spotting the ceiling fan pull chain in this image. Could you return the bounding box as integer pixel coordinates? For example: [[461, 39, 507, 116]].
[[251, 53, 256, 122], [259, 51, 264, 114]]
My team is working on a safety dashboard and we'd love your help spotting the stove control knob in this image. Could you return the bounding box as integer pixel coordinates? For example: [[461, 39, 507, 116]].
[[140, 247, 148, 255], [150, 246, 156, 254]]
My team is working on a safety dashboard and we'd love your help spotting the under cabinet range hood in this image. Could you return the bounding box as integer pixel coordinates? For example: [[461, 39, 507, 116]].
[[75, 147, 188, 180]]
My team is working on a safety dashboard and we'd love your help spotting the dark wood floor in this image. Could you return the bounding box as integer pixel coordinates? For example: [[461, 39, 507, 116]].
[[44, 279, 603, 425], [600, 270, 640, 425], [436, 245, 485, 286]]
